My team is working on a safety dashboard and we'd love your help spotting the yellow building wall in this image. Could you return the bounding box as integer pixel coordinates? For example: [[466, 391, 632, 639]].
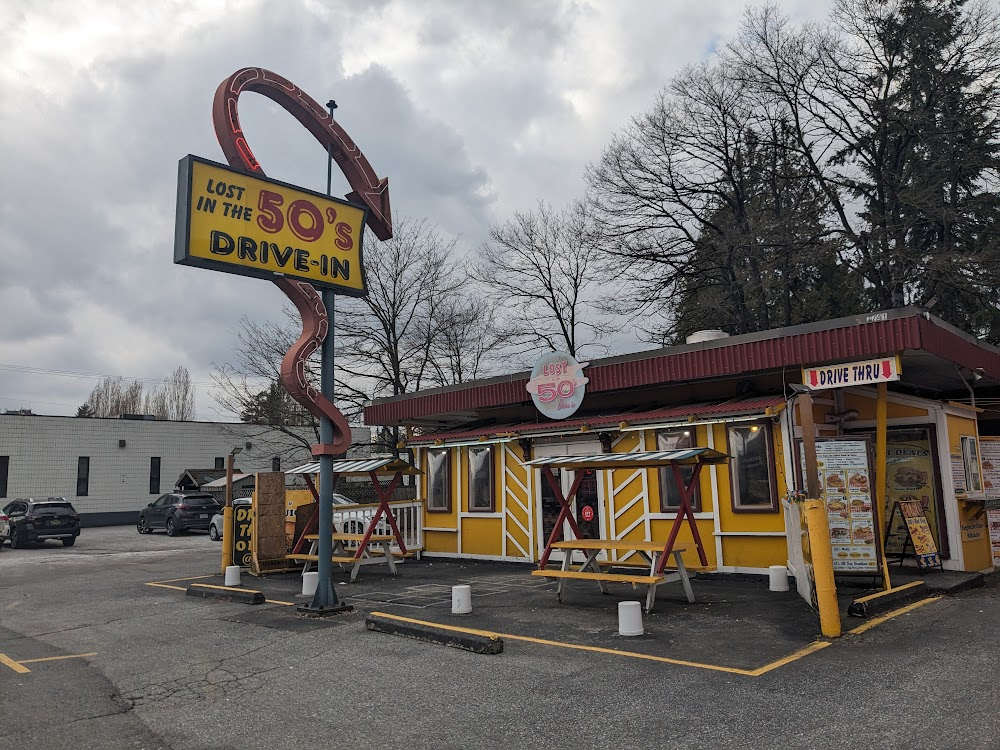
[[462, 516, 503, 556], [843, 392, 930, 421], [945, 412, 992, 570], [417, 446, 459, 555], [500, 442, 533, 560]]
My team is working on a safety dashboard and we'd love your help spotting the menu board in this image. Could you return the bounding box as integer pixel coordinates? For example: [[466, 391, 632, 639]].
[[986, 509, 1000, 568], [898, 499, 941, 569], [816, 439, 879, 573], [981, 437, 1000, 507], [884, 432, 940, 555]]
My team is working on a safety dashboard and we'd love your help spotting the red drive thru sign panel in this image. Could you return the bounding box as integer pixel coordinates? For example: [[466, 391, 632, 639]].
[[802, 356, 901, 391]]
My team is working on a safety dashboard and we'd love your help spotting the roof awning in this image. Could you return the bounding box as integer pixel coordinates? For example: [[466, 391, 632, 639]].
[[200, 474, 252, 488], [524, 448, 729, 470], [407, 395, 784, 447], [286, 457, 422, 476]]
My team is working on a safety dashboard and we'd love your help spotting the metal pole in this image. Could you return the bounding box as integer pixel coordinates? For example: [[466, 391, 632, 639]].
[[221, 451, 235, 573], [301, 99, 348, 613]]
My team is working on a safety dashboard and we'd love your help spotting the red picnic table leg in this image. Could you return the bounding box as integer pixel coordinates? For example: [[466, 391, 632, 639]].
[[537, 466, 585, 569], [657, 460, 709, 574], [362, 471, 407, 556]]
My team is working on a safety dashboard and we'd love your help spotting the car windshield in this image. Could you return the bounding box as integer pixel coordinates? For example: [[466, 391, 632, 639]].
[[182, 496, 218, 506], [33, 502, 76, 515]]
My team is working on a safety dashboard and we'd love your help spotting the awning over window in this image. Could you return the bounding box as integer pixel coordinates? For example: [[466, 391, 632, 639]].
[[524, 448, 729, 470], [407, 395, 784, 447], [286, 457, 422, 476]]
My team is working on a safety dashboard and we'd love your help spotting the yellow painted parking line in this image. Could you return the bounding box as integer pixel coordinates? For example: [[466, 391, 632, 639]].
[[371, 611, 764, 676], [148, 574, 217, 585], [847, 596, 942, 636], [748, 641, 832, 676], [0, 653, 31, 674], [145, 583, 188, 592], [266, 599, 295, 606], [19, 653, 98, 665]]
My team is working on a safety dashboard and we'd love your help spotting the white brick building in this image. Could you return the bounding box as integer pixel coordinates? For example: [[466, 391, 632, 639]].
[[0, 414, 368, 525]]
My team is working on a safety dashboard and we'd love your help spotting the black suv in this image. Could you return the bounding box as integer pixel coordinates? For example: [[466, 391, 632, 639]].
[[2, 498, 81, 548], [137, 493, 221, 536]]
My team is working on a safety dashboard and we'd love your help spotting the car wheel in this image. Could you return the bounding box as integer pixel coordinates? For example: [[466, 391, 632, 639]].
[[137, 516, 151, 534], [10, 527, 26, 549], [166, 518, 179, 537], [209, 524, 220, 542], [62, 537, 76, 547]]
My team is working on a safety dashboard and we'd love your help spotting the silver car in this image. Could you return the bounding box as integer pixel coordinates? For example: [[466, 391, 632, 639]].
[[208, 493, 358, 541]]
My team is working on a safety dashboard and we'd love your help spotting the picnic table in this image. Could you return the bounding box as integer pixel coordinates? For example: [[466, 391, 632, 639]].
[[532, 539, 694, 613], [287, 532, 401, 582], [524, 448, 729, 612]]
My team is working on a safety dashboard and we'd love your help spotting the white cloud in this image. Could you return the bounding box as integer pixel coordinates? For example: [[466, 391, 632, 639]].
[[0, 0, 835, 418]]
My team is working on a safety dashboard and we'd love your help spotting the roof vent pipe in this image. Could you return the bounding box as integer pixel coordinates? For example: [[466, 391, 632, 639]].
[[685, 330, 730, 344]]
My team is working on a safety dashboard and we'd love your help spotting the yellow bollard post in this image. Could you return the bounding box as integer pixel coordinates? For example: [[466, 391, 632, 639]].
[[221, 505, 234, 573], [804, 499, 842, 638]]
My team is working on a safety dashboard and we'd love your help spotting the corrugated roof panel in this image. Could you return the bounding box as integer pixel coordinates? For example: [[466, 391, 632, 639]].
[[365, 312, 944, 425]]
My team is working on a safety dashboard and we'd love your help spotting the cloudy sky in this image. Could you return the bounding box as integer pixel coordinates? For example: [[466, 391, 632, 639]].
[[1, 0, 833, 420]]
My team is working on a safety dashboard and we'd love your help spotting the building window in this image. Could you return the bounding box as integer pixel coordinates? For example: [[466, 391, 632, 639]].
[[149, 457, 161, 495], [272, 457, 281, 472], [961, 435, 982, 494], [76, 457, 90, 497], [657, 430, 701, 512], [468, 446, 494, 512], [426, 448, 451, 512], [0, 456, 8, 498], [215, 457, 225, 470], [728, 423, 777, 512]]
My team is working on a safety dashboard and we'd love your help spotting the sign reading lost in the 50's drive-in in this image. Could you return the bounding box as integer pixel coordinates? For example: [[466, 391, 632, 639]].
[[802, 355, 901, 391], [174, 155, 368, 295]]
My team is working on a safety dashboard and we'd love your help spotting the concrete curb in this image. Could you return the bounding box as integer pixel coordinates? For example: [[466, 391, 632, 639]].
[[186, 583, 265, 605], [365, 613, 503, 654], [847, 581, 927, 618], [927, 572, 986, 595]]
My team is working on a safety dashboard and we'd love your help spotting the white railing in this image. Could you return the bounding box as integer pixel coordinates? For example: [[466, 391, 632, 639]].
[[332, 499, 423, 555]]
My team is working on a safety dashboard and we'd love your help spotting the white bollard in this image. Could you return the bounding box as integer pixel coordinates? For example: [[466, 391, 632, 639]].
[[452, 584, 473, 614], [224, 565, 241, 587], [618, 601, 644, 637], [302, 571, 319, 597], [769, 565, 790, 592]]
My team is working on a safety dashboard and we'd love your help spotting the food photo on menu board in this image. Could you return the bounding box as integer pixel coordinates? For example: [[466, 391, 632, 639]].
[[813, 439, 879, 573]]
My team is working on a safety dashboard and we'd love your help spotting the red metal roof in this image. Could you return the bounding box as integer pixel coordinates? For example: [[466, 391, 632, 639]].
[[407, 395, 786, 445], [366, 308, 1000, 426]]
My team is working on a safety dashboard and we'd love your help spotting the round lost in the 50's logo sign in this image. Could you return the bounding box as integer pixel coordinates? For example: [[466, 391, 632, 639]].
[[526, 352, 589, 420]]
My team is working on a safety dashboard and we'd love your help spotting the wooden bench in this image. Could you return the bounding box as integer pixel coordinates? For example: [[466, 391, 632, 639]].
[[538, 539, 697, 612], [593, 557, 717, 574], [531, 569, 663, 585]]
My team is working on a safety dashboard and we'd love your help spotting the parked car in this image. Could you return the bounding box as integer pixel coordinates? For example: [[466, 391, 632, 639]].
[[137, 492, 221, 536], [209, 493, 359, 542], [1, 498, 81, 548], [207, 496, 252, 541]]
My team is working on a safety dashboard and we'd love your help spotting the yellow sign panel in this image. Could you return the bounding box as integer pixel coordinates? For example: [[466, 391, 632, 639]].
[[174, 155, 368, 295]]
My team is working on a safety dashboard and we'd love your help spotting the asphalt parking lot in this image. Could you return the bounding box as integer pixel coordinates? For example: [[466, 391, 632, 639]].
[[2, 526, 999, 749]]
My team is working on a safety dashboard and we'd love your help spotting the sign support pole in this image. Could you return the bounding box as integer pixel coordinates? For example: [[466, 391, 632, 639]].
[[299, 100, 350, 615], [875, 382, 893, 590]]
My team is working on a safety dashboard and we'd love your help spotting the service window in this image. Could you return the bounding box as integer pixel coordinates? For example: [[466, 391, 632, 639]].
[[961, 435, 983, 494], [468, 446, 495, 512], [657, 430, 701, 511], [426, 448, 451, 512], [728, 423, 777, 512]]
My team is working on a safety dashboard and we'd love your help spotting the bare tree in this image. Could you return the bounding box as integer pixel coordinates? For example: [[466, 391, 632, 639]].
[[85, 377, 145, 417], [472, 201, 610, 359], [210, 217, 498, 454], [425, 291, 512, 387], [159, 366, 196, 421]]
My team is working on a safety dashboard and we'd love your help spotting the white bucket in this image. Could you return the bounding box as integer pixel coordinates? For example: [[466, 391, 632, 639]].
[[769, 565, 790, 592], [618, 601, 644, 637], [452, 584, 472, 614], [224, 565, 241, 587], [302, 571, 319, 597]]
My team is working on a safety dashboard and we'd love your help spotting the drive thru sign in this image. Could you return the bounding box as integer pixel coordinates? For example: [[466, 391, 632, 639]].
[[802, 356, 901, 391]]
